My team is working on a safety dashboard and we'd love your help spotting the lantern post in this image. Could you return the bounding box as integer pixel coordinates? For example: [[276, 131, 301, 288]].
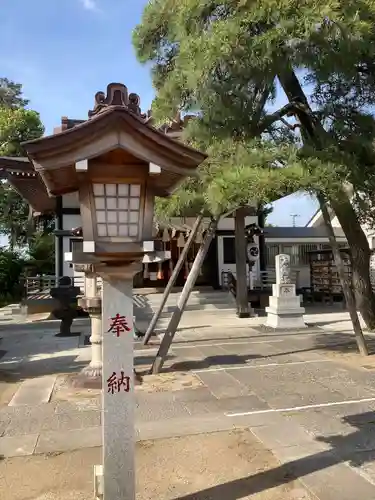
[[71, 168, 169, 500], [23, 83, 206, 500]]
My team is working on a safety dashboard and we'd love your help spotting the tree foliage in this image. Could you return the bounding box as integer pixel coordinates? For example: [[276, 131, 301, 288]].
[[26, 233, 55, 275], [0, 80, 45, 248], [0, 78, 29, 109], [136, 0, 375, 332], [155, 134, 350, 223], [0, 233, 55, 307], [0, 183, 31, 249], [0, 106, 44, 157], [134, 0, 375, 216], [0, 248, 24, 306]]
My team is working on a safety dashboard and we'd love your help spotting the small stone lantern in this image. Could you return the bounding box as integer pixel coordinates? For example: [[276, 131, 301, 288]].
[[23, 82, 206, 500]]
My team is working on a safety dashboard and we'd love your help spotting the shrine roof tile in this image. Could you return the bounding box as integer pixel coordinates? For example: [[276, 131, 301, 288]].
[[265, 226, 346, 239]]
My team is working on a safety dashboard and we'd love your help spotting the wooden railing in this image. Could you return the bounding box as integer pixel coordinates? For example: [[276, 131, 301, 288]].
[[252, 270, 300, 289], [24, 276, 85, 297], [253, 270, 299, 288]]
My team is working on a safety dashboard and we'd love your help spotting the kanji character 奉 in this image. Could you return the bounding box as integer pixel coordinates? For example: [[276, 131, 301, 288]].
[[108, 313, 131, 337]]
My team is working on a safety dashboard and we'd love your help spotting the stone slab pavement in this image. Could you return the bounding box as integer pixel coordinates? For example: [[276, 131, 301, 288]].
[[2, 310, 375, 498], [1, 431, 315, 500]]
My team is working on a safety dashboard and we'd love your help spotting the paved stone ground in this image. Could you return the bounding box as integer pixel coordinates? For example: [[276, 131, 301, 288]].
[[1, 432, 313, 500], [2, 309, 375, 498]]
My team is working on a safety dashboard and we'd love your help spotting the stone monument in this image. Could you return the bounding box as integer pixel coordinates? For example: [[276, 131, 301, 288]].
[[265, 254, 306, 328]]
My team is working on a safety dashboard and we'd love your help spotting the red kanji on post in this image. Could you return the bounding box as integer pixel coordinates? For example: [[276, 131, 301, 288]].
[[107, 371, 131, 394], [108, 313, 131, 337]]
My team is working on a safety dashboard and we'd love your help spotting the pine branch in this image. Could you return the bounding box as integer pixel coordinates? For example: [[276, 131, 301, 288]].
[[255, 102, 301, 135]]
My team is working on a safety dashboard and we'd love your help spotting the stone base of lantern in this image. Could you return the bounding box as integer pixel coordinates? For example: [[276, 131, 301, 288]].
[[70, 297, 103, 389], [70, 372, 102, 389], [265, 284, 306, 329]]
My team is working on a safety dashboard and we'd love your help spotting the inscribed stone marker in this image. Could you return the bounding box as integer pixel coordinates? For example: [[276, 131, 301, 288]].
[[275, 254, 292, 285], [102, 277, 135, 500]]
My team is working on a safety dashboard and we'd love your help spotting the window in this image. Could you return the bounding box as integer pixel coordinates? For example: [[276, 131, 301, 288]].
[[223, 237, 236, 264], [69, 238, 83, 253], [265, 244, 279, 266], [93, 183, 141, 238], [298, 244, 319, 265]]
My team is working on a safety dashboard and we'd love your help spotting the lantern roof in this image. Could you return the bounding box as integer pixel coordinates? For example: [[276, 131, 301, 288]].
[[23, 83, 207, 197]]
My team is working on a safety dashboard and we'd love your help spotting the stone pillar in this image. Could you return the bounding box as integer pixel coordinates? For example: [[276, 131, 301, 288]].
[[79, 271, 102, 383], [265, 254, 306, 329], [95, 263, 140, 500]]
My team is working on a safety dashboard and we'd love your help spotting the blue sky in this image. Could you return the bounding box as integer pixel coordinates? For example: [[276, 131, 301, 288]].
[[0, 0, 317, 227]]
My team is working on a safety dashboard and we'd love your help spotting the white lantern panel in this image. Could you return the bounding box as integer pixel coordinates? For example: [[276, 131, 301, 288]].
[[129, 198, 140, 210], [97, 224, 107, 237], [106, 184, 117, 196], [118, 211, 128, 223], [129, 225, 138, 237], [93, 183, 104, 196], [106, 197, 117, 210], [118, 225, 129, 236], [108, 224, 117, 236], [93, 182, 143, 240], [107, 211, 117, 223], [96, 211, 106, 223], [129, 211, 139, 223], [130, 184, 141, 197], [118, 184, 129, 196], [118, 198, 129, 210], [95, 197, 105, 210]]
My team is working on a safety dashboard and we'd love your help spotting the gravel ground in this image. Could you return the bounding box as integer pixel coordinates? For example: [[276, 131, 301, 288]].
[[0, 430, 312, 500]]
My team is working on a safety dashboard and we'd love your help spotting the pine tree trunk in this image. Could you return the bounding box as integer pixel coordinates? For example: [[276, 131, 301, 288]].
[[235, 208, 250, 317], [277, 66, 375, 330], [143, 215, 203, 345], [331, 198, 375, 330], [150, 217, 219, 374], [319, 195, 368, 355]]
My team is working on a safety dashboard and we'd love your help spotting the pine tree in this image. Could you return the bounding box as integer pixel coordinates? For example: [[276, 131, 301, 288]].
[[134, 0, 375, 329]]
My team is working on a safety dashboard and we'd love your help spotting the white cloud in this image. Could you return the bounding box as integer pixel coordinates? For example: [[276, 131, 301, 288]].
[[80, 0, 98, 11]]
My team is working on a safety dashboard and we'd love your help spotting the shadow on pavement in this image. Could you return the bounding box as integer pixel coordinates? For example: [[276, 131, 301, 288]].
[[135, 330, 375, 375], [313, 332, 375, 355], [263, 332, 375, 358], [166, 354, 263, 372], [175, 411, 375, 500], [0, 317, 90, 334], [134, 353, 263, 373], [167, 334, 263, 345], [0, 355, 87, 382]]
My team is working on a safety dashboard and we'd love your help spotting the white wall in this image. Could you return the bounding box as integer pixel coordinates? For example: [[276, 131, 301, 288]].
[[63, 214, 81, 233], [61, 212, 84, 284], [216, 215, 260, 287], [62, 192, 80, 208], [217, 215, 258, 231]]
